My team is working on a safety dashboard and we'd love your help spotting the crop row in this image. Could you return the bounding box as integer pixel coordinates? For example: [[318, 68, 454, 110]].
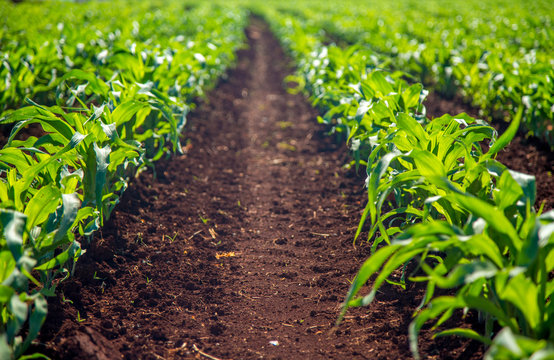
[[0, 1, 247, 358], [256, 4, 554, 359], [275, 0, 554, 147]]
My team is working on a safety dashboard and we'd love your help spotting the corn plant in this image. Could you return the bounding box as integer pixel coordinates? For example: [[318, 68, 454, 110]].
[[269, 0, 554, 147], [342, 168, 553, 358], [259, 6, 554, 357], [0, 2, 247, 358]]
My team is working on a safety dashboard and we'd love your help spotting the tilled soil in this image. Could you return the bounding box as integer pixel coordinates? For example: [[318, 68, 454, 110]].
[[25, 19, 553, 360]]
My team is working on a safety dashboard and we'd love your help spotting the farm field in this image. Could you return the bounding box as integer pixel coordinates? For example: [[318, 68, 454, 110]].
[[1, 0, 553, 359]]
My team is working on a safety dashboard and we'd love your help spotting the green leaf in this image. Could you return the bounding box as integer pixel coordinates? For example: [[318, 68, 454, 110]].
[[497, 273, 541, 332], [7, 109, 74, 145], [368, 70, 394, 96], [19, 295, 47, 357], [397, 113, 429, 147], [462, 295, 519, 331], [61, 69, 110, 97], [0, 148, 33, 173], [485, 328, 524, 360], [411, 149, 446, 179], [8, 293, 28, 339], [20, 132, 87, 192], [23, 185, 61, 232], [0, 250, 16, 283], [0, 285, 15, 303], [53, 193, 81, 243], [0, 333, 12, 360], [367, 149, 403, 226], [401, 83, 423, 110], [464, 234, 506, 268], [450, 192, 521, 253], [508, 170, 536, 207], [434, 328, 492, 345], [0, 210, 27, 261], [338, 244, 401, 323], [496, 170, 525, 210], [35, 241, 80, 271], [354, 201, 370, 242], [354, 100, 372, 122], [429, 260, 498, 289], [93, 143, 111, 210], [485, 106, 522, 159]]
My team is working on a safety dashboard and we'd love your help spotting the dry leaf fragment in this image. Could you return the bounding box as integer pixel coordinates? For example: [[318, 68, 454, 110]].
[[215, 252, 235, 259]]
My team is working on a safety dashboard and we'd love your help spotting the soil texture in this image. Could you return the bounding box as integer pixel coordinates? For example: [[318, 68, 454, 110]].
[[26, 20, 503, 360]]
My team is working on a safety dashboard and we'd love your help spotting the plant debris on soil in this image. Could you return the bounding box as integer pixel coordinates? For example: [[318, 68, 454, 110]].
[[20, 19, 551, 360]]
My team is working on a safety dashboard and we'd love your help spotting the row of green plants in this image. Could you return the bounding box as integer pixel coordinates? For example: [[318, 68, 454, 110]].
[[0, 0, 247, 114], [0, 1, 247, 358], [273, 0, 554, 148], [255, 5, 554, 359]]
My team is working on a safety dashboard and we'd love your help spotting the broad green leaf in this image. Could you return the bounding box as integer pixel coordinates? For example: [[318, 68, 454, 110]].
[[397, 113, 429, 147], [450, 192, 521, 253], [0, 106, 39, 125], [485, 327, 524, 360], [355, 100, 372, 122], [0, 285, 14, 303], [508, 170, 536, 207], [53, 193, 81, 243], [0, 332, 12, 360], [23, 185, 61, 232], [496, 170, 524, 210], [20, 132, 87, 192], [93, 143, 111, 210], [401, 83, 423, 109], [0, 210, 27, 261], [0, 250, 16, 283], [0, 147, 33, 173], [8, 293, 28, 338], [497, 273, 541, 332], [411, 149, 446, 179], [368, 70, 394, 96], [484, 327, 554, 360], [461, 294, 519, 331], [464, 234, 505, 268]]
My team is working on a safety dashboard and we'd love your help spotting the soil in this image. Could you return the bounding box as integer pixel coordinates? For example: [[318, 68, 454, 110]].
[[0, 122, 44, 148], [10, 18, 549, 360]]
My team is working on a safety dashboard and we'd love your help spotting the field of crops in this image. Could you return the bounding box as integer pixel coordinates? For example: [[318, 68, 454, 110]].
[[1, 0, 553, 359]]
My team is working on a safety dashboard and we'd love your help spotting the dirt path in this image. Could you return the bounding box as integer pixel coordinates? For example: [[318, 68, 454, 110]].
[[35, 20, 483, 360]]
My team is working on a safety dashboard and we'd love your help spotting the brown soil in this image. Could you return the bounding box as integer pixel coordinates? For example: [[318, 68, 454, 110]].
[[0, 123, 44, 148], [27, 20, 489, 359], [425, 93, 554, 211]]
